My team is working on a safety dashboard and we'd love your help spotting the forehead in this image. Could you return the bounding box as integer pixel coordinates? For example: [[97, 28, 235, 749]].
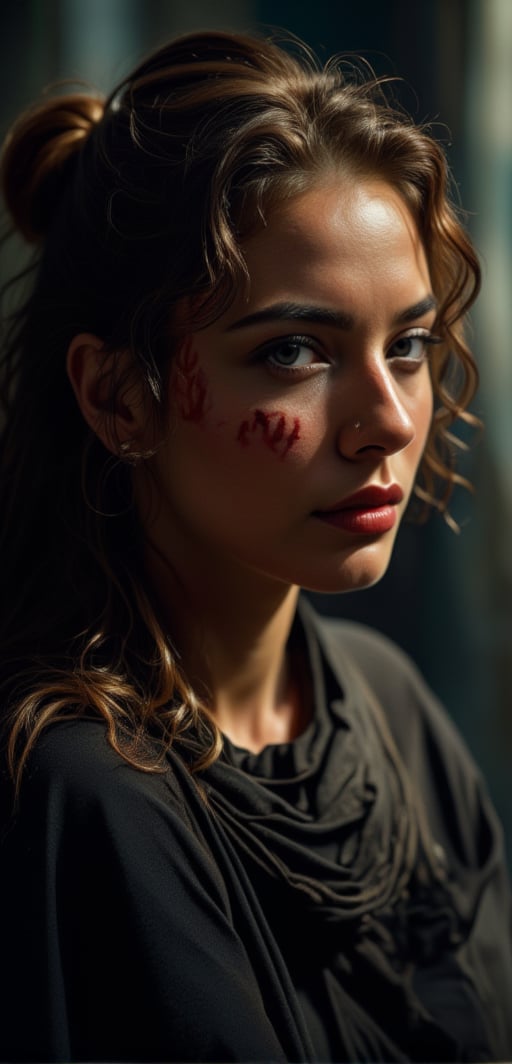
[[223, 179, 431, 325]]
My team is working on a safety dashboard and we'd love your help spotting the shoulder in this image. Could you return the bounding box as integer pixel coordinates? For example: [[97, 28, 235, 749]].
[[307, 604, 503, 868], [23, 715, 201, 800], [310, 606, 464, 755], [308, 604, 453, 736], [314, 607, 479, 784], [21, 718, 184, 811], [3, 718, 213, 865], [2, 717, 232, 910]]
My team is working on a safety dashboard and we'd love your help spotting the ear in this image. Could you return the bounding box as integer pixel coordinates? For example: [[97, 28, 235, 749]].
[[66, 334, 146, 455]]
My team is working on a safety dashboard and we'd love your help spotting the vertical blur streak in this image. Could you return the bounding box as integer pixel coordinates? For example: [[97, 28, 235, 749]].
[[59, 0, 143, 89], [468, 0, 512, 495], [466, 0, 512, 819]]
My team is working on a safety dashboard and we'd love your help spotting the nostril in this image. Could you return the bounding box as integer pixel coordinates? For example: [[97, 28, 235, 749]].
[[337, 407, 416, 461], [355, 442, 389, 454]]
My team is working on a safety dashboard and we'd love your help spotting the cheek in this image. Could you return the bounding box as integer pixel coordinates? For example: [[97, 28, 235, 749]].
[[408, 378, 434, 474], [236, 409, 301, 459], [418, 378, 434, 447], [170, 342, 308, 463]]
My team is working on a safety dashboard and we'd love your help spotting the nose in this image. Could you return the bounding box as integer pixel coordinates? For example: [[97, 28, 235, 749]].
[[336, 362, 417, 460]]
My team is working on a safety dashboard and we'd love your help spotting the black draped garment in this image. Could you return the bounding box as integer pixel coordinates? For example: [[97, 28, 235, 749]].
[[1, 598, 511, 1062]]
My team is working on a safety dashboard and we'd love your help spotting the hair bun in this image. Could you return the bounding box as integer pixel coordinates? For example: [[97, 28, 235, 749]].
[[1, 92, 104, 243]]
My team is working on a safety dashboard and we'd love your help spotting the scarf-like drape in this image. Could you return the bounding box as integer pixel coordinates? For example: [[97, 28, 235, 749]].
[[196, 601, 494, 1061]]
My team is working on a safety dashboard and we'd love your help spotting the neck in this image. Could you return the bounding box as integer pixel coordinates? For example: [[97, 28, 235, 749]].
[[144, 538, 308, 751]]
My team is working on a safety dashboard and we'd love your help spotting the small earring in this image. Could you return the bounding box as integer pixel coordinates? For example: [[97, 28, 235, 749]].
[[354, 420, 362, 430], [119, 439, 139, 465]]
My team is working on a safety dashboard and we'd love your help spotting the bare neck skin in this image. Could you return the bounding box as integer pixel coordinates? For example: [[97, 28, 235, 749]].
[[144, 540, 310, 752]]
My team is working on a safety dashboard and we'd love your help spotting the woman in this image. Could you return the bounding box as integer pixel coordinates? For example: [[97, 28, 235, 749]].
[[0, 29, 511, 1063]]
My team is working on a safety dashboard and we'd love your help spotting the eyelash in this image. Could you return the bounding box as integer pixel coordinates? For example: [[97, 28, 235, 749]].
[[257, 334, 324, 376], [255, 330, 442, 378], [387, 330, 443, 367]]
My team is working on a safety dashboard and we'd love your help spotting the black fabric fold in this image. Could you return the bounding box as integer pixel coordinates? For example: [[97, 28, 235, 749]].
[[191, 597, 498, 1061], [3, 598, 510, 1062]]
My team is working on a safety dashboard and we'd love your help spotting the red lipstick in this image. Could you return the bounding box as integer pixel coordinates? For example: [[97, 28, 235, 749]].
[[314, 484, 404, 535]]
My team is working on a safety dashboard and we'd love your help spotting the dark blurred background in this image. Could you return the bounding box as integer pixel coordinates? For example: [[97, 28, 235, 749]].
[[1, 0, 511, 857]]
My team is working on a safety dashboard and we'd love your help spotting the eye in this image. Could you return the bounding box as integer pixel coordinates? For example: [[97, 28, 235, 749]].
[[258, 335, 327, 375], [387, 330, 442, 364]]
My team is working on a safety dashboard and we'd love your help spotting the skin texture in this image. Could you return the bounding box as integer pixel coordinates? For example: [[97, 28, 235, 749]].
[[173, 337, 213, 424], [140, 179, 434, 597], [236, 409, 301, 457], [68, 177, 435, 749]]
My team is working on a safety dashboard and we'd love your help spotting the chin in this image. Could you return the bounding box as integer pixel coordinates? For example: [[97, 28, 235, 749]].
[[298, 541, 396, 595]]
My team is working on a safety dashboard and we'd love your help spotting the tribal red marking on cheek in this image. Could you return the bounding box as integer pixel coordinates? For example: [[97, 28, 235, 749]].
[[173, 337, 212, 424], [236, 409, 301, 458]]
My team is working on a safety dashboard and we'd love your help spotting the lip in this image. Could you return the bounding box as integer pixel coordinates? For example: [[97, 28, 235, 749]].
[[313, 484, 404, 535], [316, 484, 404, 513]]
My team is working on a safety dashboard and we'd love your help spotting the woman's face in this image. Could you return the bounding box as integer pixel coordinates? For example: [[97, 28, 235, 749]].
[[140, 179, 435, 595]]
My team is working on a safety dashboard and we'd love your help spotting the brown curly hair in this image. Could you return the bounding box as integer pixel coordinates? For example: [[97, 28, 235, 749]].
[[0, 30, 480, 794]]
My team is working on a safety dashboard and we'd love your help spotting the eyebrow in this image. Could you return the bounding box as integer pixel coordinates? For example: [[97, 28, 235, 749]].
[[226, 295, 438, 332]]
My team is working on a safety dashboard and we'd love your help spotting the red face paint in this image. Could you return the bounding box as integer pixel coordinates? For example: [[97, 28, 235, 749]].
[[237, 409, 301, 457], [173, 337, 212, 424]]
